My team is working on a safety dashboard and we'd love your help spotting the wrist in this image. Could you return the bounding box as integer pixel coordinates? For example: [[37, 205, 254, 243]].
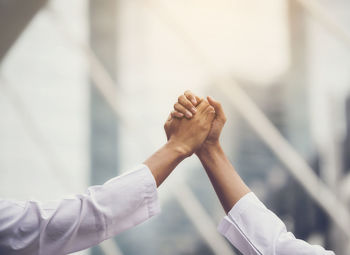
[[196, 141, 221, 158], [166, 139, 193, 159]]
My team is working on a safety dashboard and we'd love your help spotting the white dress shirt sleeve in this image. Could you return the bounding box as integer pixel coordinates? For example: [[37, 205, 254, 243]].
[[218, 192, 335, 255], [0, 164, 160, 255]]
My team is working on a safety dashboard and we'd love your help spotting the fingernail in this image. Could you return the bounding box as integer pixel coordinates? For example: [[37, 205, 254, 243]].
[[191, 107, 197, 113], [192, 98, 197, 105], [185, 111, 192, 118]]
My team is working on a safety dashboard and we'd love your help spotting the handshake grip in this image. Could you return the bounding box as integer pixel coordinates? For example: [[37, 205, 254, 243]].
[[164, 99, 216, 157]]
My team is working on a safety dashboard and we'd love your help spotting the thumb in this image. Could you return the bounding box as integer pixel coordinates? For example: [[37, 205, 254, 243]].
[[207, 96, 226, 122]]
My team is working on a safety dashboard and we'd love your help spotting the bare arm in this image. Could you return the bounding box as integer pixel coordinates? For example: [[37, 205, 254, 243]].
[[171, 91, 249, 212], [197, 142, 250, 213], [0, 97, 215, 255], [144, 141, 187, 187], [172, 91, 334, 255]]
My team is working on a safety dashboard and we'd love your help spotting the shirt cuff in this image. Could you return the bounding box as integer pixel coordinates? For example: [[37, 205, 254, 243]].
[[92, 164, 161, 239], [217, 192, 263, 254], [106, 164, 161, 218]]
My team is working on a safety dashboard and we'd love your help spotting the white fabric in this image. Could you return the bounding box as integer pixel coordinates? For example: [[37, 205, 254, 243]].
[[0, 164, 160, 255], [218, 192, 335, 255]]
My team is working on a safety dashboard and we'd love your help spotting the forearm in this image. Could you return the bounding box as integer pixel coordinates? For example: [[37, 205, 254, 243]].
[[197, 143, 250, 213], [144, 140, 188, 187], [0, 165, 159, 255], [218, 193, 335, 255]]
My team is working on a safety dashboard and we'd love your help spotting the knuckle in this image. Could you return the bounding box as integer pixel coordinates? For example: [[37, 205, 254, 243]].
[[201, 101, 209, 107]]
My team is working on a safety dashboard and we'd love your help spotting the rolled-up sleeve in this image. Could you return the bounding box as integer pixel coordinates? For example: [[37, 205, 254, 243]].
[[0, 164, 160, 255], [217, 192, 334, 255]]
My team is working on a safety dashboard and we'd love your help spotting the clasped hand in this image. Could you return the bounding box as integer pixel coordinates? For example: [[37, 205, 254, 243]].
[[164, 90, 227, 157]]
